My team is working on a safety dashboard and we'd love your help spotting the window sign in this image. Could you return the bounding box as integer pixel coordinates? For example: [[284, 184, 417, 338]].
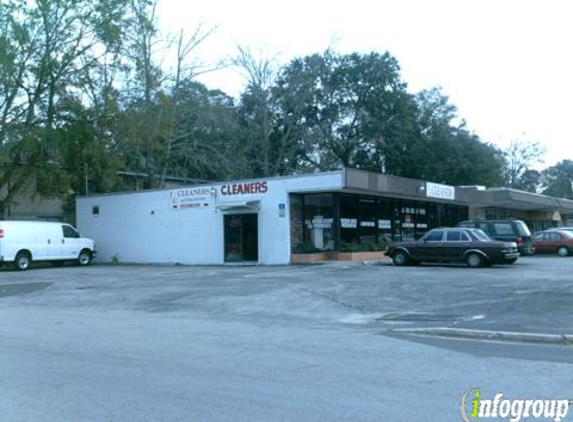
[[278, 203, 286, 217], [360, 221, 376, 227], [340, 218, 358, 229], [378, 219, 391, 229], [312, 217, 333, 229]]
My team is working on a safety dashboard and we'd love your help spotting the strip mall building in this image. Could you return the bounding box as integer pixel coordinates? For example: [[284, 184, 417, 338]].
[[76, 168, 573, 265]]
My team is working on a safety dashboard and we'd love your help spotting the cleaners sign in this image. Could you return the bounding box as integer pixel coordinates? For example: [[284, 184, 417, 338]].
[[220, 181, 268, 196], [170, 187, 211, 210], [426, 182, 455, 200], [170, 181, 268, 210]]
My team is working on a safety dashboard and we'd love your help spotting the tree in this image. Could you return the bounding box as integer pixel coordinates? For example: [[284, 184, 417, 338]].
[[160, 80, 242, 181], [408, 87, 504, 186], [0, 0, 130, 213], [118, 0, 217, 188], [502, 140, 545, 190], [271, 50, 419, 172], [542, 160, 573, 199], [512, 169, 541, 192], [233, 46, 307, 177]]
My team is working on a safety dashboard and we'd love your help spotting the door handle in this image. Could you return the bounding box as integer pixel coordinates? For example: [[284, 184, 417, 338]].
[[62, 239, 65, 244], [48, 239, 51, 244]]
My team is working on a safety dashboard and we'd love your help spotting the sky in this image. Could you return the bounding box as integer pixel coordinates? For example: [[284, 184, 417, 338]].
[[157, 0, 573, 168]]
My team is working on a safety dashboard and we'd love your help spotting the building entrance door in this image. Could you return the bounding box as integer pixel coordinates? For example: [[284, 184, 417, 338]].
[[224, 213, 259, 262]]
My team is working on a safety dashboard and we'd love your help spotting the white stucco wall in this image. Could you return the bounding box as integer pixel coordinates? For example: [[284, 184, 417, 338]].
[[76, 172, 343, 265]]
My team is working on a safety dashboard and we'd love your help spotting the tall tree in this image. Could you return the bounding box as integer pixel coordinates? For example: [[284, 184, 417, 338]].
[[502, 140, 545, 190], [0, 0, 129, 213], [412, 88, 504, 186], [542, 160, 573, 199], [233, 46, 307, 177], [118, 0, 216, 188]]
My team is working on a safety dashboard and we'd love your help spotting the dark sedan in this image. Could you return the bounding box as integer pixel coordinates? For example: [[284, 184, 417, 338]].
[[532, 230, 573, 256], [386, 228, 520, 267]]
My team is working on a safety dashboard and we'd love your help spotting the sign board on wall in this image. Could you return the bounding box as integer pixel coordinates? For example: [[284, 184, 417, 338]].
[[426, 182, 456, 201], [170, 180, 269, 210], [170, 187, 211, 210], [220, 181, 268, 196]]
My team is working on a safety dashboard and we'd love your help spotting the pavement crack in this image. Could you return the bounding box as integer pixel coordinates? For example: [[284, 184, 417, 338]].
[[299, 288, 369, 313]]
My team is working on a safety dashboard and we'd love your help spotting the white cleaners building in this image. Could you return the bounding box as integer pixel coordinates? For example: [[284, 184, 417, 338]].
[[76, 168, 573, 265], [77, 171, 344, 265]]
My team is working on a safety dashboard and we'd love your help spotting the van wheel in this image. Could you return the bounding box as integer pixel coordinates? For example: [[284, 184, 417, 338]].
[[466, 252, 483, 268], [557, 246, 569, 257], [15, 251, 32, 271], [78, 250, 92, 266]]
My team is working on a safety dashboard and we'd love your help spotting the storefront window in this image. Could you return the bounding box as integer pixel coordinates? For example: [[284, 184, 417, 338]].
[[401, 201, 417, 241], [289, 194, 304, 253], [377, 198, 393, 244], [393, 202, 402, 241], [292, 192, 468, 254], [339, 194, 359, 245], [359, 198, 377, 244], [303, 194, 335, 251], [416, 205, 428, 238]]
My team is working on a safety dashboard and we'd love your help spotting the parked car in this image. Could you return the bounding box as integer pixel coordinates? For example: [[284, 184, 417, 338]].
[[386, 227, 519, 268], [532, 230, 573, 256], [0, 221, 96, 270], [546, 226, 573, 233], [456, 219, 534, 255]]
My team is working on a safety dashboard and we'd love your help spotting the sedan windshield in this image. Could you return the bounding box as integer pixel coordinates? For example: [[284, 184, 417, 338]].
[[471, 229, 492, 242]]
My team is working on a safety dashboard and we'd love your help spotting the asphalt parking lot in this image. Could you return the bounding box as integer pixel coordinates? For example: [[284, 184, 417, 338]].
[[2, 257, 572, 422], [1, 256, 571, 335]]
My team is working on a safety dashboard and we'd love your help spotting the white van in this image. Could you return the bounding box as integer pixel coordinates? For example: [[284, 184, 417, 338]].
[[0, 221, 96, 270]]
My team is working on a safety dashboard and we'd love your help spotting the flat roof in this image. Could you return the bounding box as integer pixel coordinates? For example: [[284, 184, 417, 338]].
[[78, 170, 344, 199], [77, 168, 573, 213]]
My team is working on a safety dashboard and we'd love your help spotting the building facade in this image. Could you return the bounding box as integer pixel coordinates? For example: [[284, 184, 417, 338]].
[[76, 169, 573, 265]]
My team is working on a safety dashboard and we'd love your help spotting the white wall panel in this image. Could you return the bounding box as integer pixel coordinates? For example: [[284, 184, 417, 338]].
[[76, 172, 343, 265]]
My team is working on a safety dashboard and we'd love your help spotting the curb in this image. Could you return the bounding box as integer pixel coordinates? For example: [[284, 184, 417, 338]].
[[362, 258, 392, 266], [386, 327, 573, 345]]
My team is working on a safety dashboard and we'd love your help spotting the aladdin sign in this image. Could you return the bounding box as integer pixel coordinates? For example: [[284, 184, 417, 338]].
[[426, 182, 455, 200]]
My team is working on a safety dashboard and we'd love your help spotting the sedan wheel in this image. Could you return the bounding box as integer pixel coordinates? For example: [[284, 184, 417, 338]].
[[466, 252, 483, 268], [392, 251, 409, 266], [557, 246, 569, 257]]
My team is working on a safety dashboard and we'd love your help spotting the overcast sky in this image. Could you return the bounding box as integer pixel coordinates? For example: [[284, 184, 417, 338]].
[[157, 0, 572, 168]]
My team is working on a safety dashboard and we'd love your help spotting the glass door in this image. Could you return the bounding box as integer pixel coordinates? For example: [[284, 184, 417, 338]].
[[224, 214, 259, 262]]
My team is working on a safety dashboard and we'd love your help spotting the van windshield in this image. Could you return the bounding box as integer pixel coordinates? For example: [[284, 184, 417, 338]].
[[515, 221, 531, 236]]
